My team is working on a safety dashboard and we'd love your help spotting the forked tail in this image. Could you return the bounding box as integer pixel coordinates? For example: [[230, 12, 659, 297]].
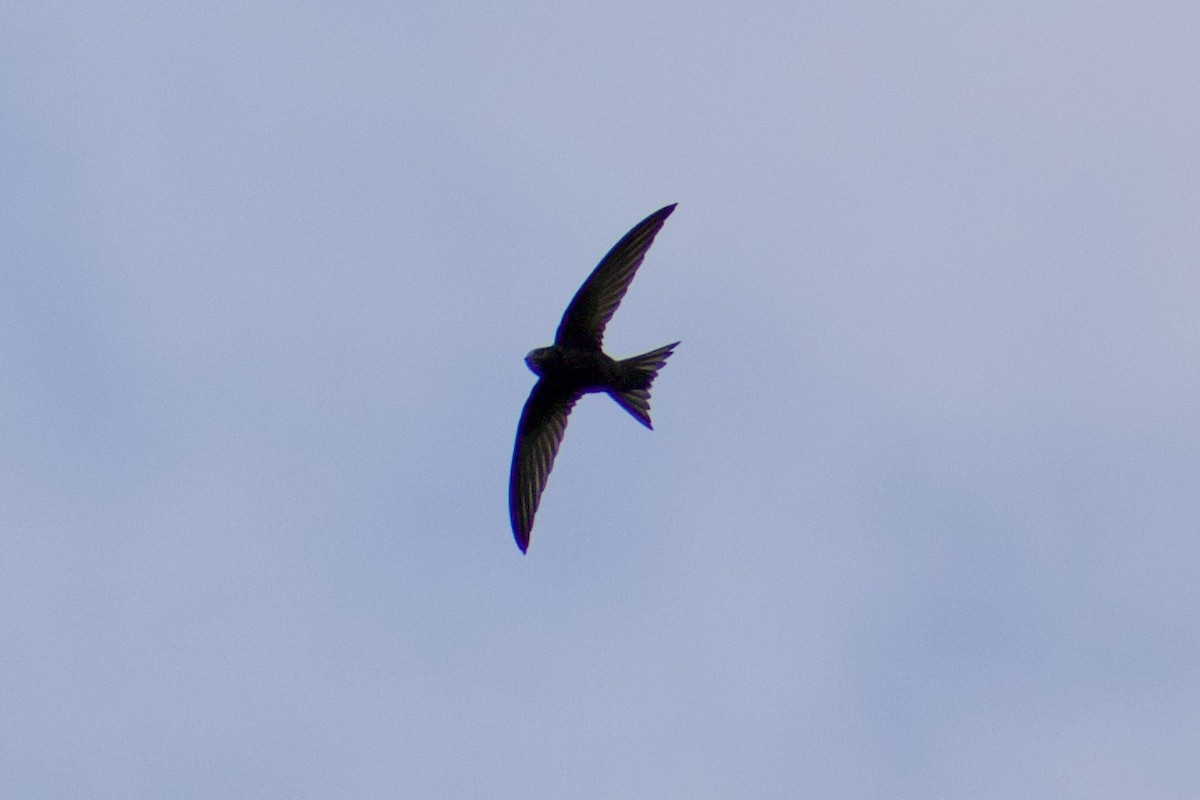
[[608, 342, 679, 429]]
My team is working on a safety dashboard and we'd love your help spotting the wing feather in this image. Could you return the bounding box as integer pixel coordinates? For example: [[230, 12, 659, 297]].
[[509, 379, 582, 552], [554, 204, 676, 349]]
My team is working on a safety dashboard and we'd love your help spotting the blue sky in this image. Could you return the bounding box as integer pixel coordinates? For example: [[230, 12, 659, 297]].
[[3, 3, 1198, 797]]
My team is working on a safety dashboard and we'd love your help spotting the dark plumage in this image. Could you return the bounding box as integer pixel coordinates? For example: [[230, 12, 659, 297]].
[[509, 204, 679, 552]]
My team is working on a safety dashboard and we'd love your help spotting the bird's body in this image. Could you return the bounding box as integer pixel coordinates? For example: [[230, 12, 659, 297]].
[[524, 345, 620, 390], [509, 204, 679, 552]]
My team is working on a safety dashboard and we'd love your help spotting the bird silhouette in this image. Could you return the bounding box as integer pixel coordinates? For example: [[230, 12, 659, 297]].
[[509, 204, 679, 552]]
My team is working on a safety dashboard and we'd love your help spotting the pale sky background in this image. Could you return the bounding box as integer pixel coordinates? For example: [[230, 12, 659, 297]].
[[3, 3, 1199, 798]]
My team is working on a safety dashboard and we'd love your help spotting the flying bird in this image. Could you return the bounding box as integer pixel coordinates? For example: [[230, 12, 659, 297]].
[[509, 204, 679, 553]]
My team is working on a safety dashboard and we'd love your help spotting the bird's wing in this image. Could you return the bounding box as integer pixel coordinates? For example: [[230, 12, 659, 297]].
[[554, 204, 676, 350], [509, 378, 583, 552]]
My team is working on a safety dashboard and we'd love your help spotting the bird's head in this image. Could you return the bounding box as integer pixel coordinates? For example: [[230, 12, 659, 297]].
[[524, 347, 554, 376]]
